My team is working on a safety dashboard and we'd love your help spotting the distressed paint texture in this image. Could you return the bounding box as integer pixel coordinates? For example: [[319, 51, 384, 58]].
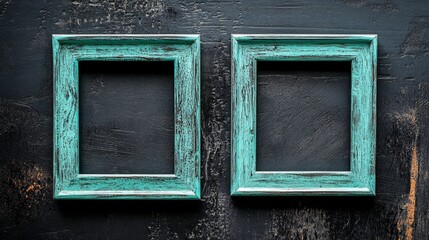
[[256, 61, 352, 172], [231, 35, 377, 196], [1, 0, 429, 239], [78, 60, 176, 175], [53, 35, 201, 199]]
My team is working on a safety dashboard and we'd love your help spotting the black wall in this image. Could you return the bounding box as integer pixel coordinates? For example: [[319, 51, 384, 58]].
[[1, 0, 428, 239]]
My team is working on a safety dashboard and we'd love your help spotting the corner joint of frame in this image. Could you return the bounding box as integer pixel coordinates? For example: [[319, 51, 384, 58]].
[[187, 34, 200, 45], [192, 189, 201, 200], [53, 189, 66, 200], [369, 34, 378, 40], [351, 175, 375, 196], [368, 188, 376, 196], [52, 34, 66, 46], [231, 34, 243, 46], [193, 34, 200, 42], [230, 188, 240, 196], [185, 35, 200, 53], [230, 179, 246, 196], [231, 34, 239, 39]]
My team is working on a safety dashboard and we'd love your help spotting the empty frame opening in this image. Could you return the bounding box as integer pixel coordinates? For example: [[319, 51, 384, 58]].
[[78, 61, 175, 174], [256, 61, 351, 172]]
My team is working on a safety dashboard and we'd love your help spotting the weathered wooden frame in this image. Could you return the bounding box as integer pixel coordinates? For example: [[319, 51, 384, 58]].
[[231, 34, 377, 196], [53, 34, 200, 200]]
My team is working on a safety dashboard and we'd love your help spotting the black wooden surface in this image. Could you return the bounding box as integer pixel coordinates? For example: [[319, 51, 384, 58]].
[[1, 0, 429, 239], [79, 61, 175, 174], [257, 61, 351, 172]]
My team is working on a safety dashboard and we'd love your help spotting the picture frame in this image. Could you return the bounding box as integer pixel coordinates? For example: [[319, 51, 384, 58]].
[[53, 34, 200, 200], [231, 34, 377, 196]]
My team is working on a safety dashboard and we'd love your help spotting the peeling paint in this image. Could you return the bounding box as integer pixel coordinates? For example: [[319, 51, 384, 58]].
[[405, 145, 418, 240], [1, 0, 429, 239], [401, 17, 429, 58], [0, 161, 52, 223], [55, 0, 167, 30], [187, 193, 231, 239], [0, 0, 12, 20], [32, 8, 48, 44], [339, 0, 398, 12], [148, 214, 180, 240], [393, 106, 420, 240], [266, 208, 330, 239]]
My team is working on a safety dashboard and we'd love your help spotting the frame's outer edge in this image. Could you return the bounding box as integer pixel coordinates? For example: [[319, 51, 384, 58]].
[[372, 36, 378, 195], [53, 35, 80, 199], [230, 34, 378, 197], [52, 35, 61, 198], [231, 35, 239, 195], [232, 34, 377, 42], [194, 35, 201, 199], [180, 35, 201, 199], [52, 34, 201, 200], [52, 34, 200, 38], [367, 35, 377, 196], [231, 35, 254, 195], [52, 34, 200, 45], [232, 187, 374, 197], [55, 190, 200, 200]]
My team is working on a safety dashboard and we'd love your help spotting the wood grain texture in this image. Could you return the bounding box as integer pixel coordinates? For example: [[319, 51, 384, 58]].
[[231, 34, 377, 196], [1, 1, 428, 239], [78, 61, 175, 175], [53, 34, 200, 200], [256, 61, 351, 172]]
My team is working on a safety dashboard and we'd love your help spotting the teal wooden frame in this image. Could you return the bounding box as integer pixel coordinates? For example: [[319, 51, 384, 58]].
[[231, 34, 377, 196], [53, 34, 200, 200]]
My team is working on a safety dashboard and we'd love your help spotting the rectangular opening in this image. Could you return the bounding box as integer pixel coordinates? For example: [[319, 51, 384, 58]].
[[256, 61, 351, 171], [79, 61, 175, 174]]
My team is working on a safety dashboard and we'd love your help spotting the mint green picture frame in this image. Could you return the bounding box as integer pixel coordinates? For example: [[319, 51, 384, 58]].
[[231, 34, 377, 196], [53, 35, 200, 200]]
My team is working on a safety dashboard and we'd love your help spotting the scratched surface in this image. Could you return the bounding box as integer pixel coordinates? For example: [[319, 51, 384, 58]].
[[257, 61, 351, 172], [79, 61, 175, 174], [0, 0, 428, 239]]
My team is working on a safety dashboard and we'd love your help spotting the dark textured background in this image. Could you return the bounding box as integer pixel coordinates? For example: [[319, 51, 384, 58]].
[[1, 0, 428, 239], [257, 61, 351, 172], [79, 61, 175, 174]]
